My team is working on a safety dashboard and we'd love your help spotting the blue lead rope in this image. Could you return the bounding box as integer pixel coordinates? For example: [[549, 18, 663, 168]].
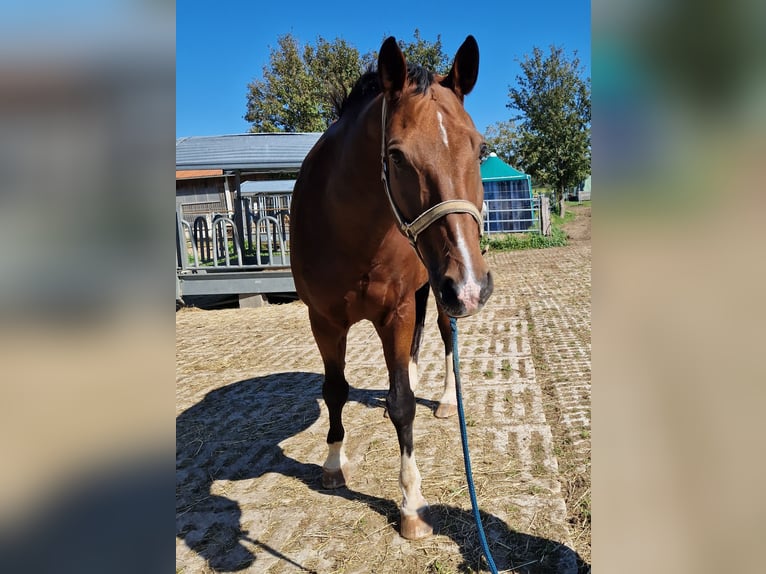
[[450, 316, 499, 574]]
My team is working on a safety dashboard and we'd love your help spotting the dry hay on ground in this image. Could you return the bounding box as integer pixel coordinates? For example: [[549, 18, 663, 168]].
[[177, 210, 591, 573]]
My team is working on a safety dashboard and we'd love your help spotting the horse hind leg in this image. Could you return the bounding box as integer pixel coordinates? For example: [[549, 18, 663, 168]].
[[435, 307, 458, 418], [408, 282, 430, 394], [309, 309, 351, 489]]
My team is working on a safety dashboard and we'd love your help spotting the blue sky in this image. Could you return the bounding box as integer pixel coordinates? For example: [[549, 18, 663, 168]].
[[177, 0, 590, 138]]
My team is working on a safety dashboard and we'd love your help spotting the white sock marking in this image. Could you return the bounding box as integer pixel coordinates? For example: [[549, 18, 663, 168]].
[[409, 360, 419, 392], [440, 352, 457, 406], [400, 452, 427, 516], [324, 441, 348, 471]]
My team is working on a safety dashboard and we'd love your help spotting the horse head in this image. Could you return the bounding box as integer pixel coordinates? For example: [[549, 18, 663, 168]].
[[378, 36, 493, 318]]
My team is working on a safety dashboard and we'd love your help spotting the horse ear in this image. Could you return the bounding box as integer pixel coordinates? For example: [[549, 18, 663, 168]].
[[441, 35, 479, 101], [378, 36, 407, 99]]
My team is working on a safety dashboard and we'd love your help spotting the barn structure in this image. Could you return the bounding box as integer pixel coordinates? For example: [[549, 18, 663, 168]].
[[568, 175, 591, 202], [480, 153, 536, 233], [175, 133, 321, 306], [177, 135, 543, 306]]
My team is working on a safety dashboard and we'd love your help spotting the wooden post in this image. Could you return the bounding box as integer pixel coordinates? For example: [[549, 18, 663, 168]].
[[233, 170, 245, 255], [540, 195, 551, 236], [559, 189, 566, 218], [223, 174, 234, 217]]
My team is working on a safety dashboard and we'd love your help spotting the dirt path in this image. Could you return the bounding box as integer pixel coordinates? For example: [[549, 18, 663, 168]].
[[176, 217, 591, 573], [562, 203, 591, 243]]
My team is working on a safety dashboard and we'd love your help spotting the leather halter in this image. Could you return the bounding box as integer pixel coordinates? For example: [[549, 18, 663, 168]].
[[380, 97, 484, 248]]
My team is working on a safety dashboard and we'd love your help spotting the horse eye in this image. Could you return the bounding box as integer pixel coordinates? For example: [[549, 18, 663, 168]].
[[479, 143, 489, 161], [389, 149, 404, 166]]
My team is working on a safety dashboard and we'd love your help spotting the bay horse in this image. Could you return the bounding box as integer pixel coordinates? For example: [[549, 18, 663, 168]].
[[290, 35, 493, 540]]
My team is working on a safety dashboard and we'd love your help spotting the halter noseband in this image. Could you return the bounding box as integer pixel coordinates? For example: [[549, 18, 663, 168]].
[[380, 97, 484, 248]]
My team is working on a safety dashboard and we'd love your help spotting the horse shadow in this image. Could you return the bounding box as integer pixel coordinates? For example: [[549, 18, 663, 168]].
[[176, 372, 588, 573]]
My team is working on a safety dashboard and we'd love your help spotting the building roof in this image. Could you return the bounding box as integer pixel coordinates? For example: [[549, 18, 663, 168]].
[[175, 133, 322, 172], [176, 169, 223, 180], [240, 179, 297, 194], [480, 153, 528, 181]]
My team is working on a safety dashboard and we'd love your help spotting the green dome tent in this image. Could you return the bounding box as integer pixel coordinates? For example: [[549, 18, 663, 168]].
[[480, 153, 535, 232]]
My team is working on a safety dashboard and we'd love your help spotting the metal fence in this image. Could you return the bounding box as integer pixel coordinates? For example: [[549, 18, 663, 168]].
[[176, 192, 293, 272], [176, 191, 544, 274], [482, 196, 541, 235]]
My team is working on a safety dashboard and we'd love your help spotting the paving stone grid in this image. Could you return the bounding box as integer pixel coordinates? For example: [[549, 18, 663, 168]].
[[176, 241, 591, 574]]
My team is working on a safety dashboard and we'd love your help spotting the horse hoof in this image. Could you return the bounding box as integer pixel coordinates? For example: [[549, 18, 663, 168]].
[[435, 403, 457, 418], [321, 465, 349, 489], [400, 507, 434, 540]]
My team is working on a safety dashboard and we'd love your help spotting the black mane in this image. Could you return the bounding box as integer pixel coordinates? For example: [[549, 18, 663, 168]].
[[333, 63, 435, 118]]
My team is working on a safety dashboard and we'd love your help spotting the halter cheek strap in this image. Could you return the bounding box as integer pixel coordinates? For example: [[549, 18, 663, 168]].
[[380, 97, 484, 248]]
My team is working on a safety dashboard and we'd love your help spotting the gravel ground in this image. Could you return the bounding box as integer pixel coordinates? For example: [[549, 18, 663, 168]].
[[176, 209, 591, 573]]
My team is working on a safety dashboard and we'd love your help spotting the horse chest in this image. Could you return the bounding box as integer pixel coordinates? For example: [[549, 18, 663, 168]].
[[335, 261, 421, 322]]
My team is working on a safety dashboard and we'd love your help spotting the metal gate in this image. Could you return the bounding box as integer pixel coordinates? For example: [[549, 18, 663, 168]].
[[176, 191, 545, 301], [176, 192, 294, 299], [482, 196, 542, 235]]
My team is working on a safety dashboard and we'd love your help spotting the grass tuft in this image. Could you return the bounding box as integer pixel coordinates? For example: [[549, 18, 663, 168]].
[[481, 225, 567, 252]]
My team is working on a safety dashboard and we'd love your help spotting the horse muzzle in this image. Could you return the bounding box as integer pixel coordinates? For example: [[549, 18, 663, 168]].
[[437, 269, 493, 318]]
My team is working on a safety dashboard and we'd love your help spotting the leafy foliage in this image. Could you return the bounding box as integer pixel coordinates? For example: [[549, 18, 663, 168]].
[[361, 29, 451, 75], [507, 46, 591, 211], [245, 30, 451, 133], [245, 34, 362, 132], [397, 29, 451, 75], [483, 120, 518, 166]]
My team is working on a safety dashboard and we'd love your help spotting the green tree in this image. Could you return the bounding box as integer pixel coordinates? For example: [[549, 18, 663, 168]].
[[507, 46, 591, 215], [398, 29, 451, 74], [308, 36, 363, 117], [245, 34, 362, 132], [483, 120, 518, 166], [362, 29, 451, 75], [245, 31, 450, 133]]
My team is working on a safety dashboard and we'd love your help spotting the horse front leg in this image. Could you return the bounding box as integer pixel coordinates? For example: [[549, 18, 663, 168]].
[[376, 304, 433, 540], [434, 306, 458, 418], [308, 309, 351, 489]]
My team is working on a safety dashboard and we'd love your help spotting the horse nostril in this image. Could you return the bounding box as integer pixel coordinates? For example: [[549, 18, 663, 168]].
[[439, 277, 460, 309], [439, 271, 492, 317], [480, 270, 494, 303]]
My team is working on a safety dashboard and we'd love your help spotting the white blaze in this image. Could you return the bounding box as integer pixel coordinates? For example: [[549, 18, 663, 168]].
[[454, 223, 482, 313], [436, 111, 449, 148]]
